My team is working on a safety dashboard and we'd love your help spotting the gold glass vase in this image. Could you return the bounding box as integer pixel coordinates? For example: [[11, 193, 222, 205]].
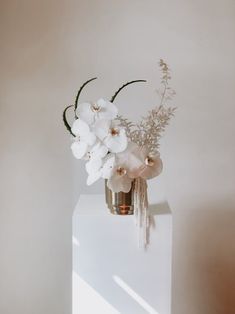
[[105, 180, 134, 215]]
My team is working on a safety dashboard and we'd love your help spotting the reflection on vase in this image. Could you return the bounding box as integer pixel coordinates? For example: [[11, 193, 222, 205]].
[[105, 180, 134, 215]]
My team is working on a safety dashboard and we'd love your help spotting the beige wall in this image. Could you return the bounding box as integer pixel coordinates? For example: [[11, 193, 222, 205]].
[[1, 0, 235, 313]]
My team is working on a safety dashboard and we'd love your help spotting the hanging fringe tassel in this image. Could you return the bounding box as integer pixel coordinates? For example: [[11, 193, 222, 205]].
[[133, 178, 150, 248]]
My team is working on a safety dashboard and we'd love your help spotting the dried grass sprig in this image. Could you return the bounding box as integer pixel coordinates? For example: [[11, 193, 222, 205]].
[[130, 106, 176, 153], [116, 114, 134, 138], [116, 59, 176, 153], [157, 59, 176, 106]]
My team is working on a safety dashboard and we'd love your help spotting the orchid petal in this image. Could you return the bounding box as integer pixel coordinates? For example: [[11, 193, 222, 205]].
[[104, 132, 127, 153], [98, 145, 108, 158], [87, 171, 102, 185], [96, 98, 107, 108], [93, 119, 110, 140], [85, 158, 102, 174], [71, 118, 90, 136], [107, 175, 132, 193], [78, 102, 95, 125], [88, 142, 108, 160], [140, 156, 163, 180], [116, 142, 142, 169], [84, 132, 96, 146], [71, 141, 88, 159], [101, 155, 115, 179], [98, 100, 118, 120]]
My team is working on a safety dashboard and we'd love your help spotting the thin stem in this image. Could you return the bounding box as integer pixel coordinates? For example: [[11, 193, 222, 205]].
[[160, 81, 167, 106], [74, 77, 97, 119], [63, 105, 75, 137], [110, 80, 146, 103]]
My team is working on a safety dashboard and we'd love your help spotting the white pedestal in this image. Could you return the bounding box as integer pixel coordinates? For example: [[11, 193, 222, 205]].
[[73, 195, 172, 314]]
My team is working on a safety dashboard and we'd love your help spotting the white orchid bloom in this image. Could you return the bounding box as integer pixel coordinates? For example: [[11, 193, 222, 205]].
[[77, 98, 118, 125], [71, 119, 96, 159], [128, 146, 163, 180], [94, 119, 127, 153], [107, 164, 133, 193], [102, 143, 162, 192], [100, 142, 142, 193], [101, 153, 133, 193], [85, 142, 108, 185]]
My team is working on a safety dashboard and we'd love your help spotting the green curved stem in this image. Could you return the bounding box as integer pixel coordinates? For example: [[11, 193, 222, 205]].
[[110, 79, 147, 103], [63, 105, 75, 137], [74, 77, 97, 118]]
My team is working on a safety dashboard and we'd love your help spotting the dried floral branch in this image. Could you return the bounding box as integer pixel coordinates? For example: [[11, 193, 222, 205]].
[[116, 114, 134, 138], [157, 59, 176, 107], [131, 106, 176, 153], [117, 59, 176, 153]]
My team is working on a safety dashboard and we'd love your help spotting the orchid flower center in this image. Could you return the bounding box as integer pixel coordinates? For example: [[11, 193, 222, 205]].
[[86, 151, 91, 160], [116, 167, 127, 176], [110, 127, 120, 136], [91, 103, 101, 112], [145, 156, 155, 166], [76, 135, 81, 142]]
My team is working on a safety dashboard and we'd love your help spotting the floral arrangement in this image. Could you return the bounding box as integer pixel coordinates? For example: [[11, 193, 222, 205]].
[[63, 60, 176, 247], [63, 60, 175, 194]]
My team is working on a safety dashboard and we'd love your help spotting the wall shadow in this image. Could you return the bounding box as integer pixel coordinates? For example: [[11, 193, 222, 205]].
[[149, 202, 172, 215], [172, 199, 235, 314]]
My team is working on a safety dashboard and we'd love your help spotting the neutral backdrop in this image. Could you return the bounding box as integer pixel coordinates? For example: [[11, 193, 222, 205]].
[[1, 0, 235, 313]]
